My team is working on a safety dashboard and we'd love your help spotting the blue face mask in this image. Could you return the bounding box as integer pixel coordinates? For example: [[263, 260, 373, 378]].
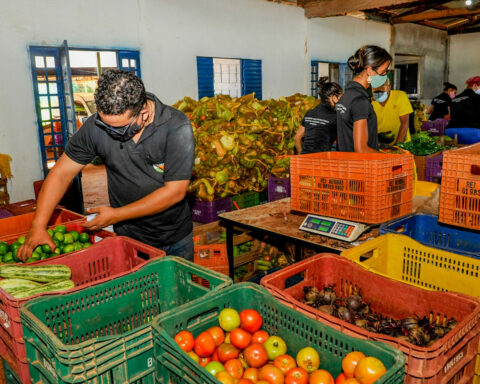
[[373, 91, 389, 103], [370, 74, 388, 88]]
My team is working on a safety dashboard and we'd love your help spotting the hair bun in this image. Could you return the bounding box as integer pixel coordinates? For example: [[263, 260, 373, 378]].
[[318, 76, 328, 85], [347, 54, 360, 71]]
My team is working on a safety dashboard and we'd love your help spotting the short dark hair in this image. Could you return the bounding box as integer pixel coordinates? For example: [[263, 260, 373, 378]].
[[94, 69, 147, 116], [443, 82, 457, 91], [317, 77, 343, 102], [347, 45, 392, 75]]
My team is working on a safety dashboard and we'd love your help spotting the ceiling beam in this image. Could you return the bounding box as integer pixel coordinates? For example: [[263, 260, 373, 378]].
[[393, 0, 451, 18], [417, 20, 448, 30], [303, 0, 418, 18], [392, 7, 480, 23]]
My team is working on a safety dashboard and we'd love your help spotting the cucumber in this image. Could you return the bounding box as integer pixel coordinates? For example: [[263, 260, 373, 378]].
[[12, 279, 75, 299], [0, 278, 42, 293], [0, 264, 72, 283]]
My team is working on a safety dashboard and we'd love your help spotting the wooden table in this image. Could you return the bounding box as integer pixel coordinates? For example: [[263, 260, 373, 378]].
[[218, 198, 380, 278]]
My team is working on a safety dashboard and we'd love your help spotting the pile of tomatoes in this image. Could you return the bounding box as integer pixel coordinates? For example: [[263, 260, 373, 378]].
[[173, 308, 387, 384]]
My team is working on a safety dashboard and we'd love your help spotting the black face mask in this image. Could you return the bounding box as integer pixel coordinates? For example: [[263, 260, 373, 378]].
[[94, 113, 142, 142]]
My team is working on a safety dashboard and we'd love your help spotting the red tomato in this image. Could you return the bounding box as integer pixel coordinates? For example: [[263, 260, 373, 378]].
[[335, 373, 347, 384], [199, 356, 211, 367], [240, 309, 263, 333], [216, 371, 235, 384], [231, 328, 252, 350], [244, 343, 269, 368], [259, 365, 285, 384], [353, 357, 386, 384], [194, 331, 215, 357], [217, 343, 240, 363], [244, 367, 259, 382], [252, 330, 270, 344], [225, 359, 245, 380], [207, 326, 225, 347], [238, 379, 255, 384], [342, 352, 366, 378], [309, 370, 334, 384], [274, 354, 297, 375], [285, 367, 309, 384], [212, 349, 220, 362], [174, 330, 194, 352]]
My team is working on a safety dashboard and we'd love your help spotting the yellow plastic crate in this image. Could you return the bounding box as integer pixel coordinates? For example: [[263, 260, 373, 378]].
[[342, 233, 480, 377], [341, 233, 480, 295]]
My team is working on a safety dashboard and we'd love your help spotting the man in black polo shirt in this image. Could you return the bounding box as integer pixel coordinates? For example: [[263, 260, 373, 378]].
[[19, 69, 195, 260]]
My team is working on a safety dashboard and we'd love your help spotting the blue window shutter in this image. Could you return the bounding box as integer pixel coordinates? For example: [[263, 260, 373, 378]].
[[311, 60, 319, 97], [197, 57, 214, 99], [241, 59, 262, 100]]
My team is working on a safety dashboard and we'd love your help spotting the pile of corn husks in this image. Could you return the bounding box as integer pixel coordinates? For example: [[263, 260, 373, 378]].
[[174, 93, 319, 201]]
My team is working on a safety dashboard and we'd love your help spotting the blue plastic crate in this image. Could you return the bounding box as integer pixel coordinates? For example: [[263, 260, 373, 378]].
[[380, 213, 480, 258]]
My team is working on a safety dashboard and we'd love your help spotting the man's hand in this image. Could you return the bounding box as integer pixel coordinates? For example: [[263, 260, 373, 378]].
[[82, 206, 120, 231], [17, 226, 56, 262]]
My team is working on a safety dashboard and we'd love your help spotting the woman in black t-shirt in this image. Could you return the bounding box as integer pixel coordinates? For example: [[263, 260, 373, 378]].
[[294, 77, 343, 154], [336, 45, 392, 153], [427, 82, 457, 121]]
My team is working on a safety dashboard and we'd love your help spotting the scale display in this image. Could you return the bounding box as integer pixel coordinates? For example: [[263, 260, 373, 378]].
[[299, 215, 369, 242]]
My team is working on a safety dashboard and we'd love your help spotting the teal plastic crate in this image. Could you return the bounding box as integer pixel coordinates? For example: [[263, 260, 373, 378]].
[[152, 283, 405, 384], [2, 359, 21, 384], [231, 191, 259, 210], [20, 257, 232, 384]]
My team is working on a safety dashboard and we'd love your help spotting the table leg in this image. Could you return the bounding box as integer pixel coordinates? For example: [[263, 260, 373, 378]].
[[294, 243, 302, 262], [226, 223, 235, 279]]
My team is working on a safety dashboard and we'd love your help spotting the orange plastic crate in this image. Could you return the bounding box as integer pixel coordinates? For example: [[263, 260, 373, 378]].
[[0, 208, 84, 240], [290, 152, 414, 224], [440, 143, 480, 230]]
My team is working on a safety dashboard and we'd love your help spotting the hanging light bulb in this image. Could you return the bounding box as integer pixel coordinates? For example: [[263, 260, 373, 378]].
[[466, 0, 472, 5]]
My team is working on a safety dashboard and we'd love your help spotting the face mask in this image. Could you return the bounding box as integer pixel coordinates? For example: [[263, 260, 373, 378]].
[[369, 74, 388, 88], [94, 113, 142, 142], [449, 91, 456, 99], [373, 91, 389, 103], [475, 88, 480, 95]]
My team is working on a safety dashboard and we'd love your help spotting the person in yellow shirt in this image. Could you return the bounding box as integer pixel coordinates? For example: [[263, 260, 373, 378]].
[[372, 77, 413, 144]]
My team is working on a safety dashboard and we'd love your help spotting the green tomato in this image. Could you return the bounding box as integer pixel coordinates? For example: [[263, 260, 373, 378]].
[[69, 230, 80, 241], [47, 228, 54, 237], [218, 308, 240, 332], [264, 336, 287, 360], [79, 232, 90, 243], [17, 236, 26, 245], [63, 233, 74, 244], [42, 244, 52, 253], [53, 232, 64, 243], [25, 257, 37, 263], [53, 225, 67, 234], [63, 244, 75, 254], [54, 248, 62, 255], [0, 242, 8, 255], [73, 241, 83, 251], [82, 241, 92, 248], [204, 361, 225, 376]]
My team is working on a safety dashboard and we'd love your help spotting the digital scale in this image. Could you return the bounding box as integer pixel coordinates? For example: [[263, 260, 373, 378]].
[[299, 214, 371, 242]]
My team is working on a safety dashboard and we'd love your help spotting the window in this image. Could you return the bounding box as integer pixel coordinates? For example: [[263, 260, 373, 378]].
[[197, 57, 262, 99], [394, 54, 421, 97], [311, 61, 352, 97], [214, 58, 241, 97], [29, 43, 140, 175]]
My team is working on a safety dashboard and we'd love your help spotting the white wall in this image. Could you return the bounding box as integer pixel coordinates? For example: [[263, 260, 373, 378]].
[[307, 17, 392, 63], [392, 23, 447, 101], [449, 32, 480, 91], [0, 0, 392, 202]]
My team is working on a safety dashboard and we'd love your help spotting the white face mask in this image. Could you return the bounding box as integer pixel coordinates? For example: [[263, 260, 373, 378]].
[[475, 88, 480, 95]]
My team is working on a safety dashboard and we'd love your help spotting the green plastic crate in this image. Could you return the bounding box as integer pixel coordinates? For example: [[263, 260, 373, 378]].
[[231, 191, 259, 210], [20, 257, 232, 384], [152, 283, 405, 384], [259, 189, 268, 205], [2, 359, 21, 384]]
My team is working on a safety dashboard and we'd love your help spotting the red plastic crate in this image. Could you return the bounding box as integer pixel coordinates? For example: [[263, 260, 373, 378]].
[[4, 200, 37, 216], [439, 144, 480, 230], [0, 236, 165, 384], [0, 208, 85, 241], [290, 152, 414, 224], [261, 253, 480, 383]]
